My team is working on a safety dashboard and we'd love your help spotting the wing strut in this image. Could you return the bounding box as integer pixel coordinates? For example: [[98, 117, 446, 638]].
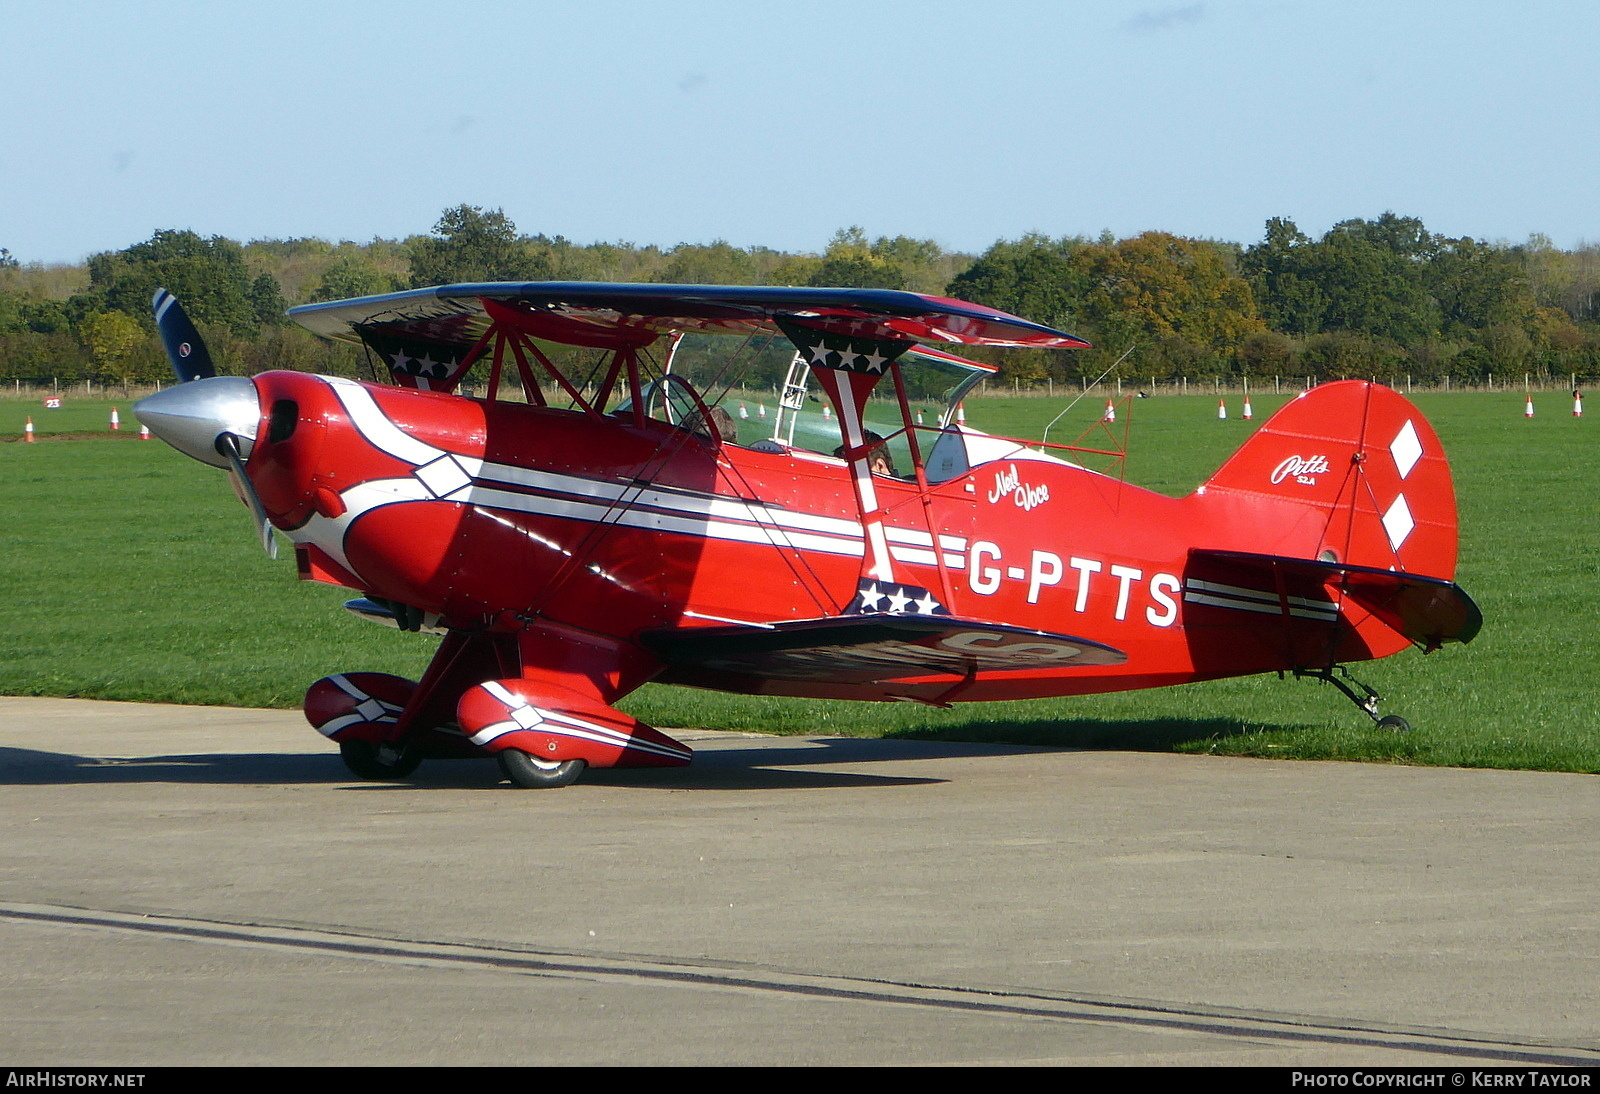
[[774, 317, 964, 619]]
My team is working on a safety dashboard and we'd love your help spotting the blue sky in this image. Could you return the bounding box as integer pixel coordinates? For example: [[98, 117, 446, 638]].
[[4, 0, 1597, 264]]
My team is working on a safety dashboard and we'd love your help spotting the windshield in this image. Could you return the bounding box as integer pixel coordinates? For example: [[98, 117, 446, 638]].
[[764, 348, 991, 480]]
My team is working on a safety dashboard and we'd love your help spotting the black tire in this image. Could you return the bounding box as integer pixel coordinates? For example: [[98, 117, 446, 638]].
[[340, 738, 423, 780], [498, 749, 586, 789], [1376, 715, 1411, 733]]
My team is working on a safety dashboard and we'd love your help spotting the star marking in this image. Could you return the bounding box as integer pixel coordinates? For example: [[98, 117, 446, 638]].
[[390, 349, 412, 372], [861, 348, 886, 373], [808, 340, 832, 365], [858, 582, 885, 610], [836, 344, 860, 369], [914, 592, 940, 615], [886, 588, 912, 614]]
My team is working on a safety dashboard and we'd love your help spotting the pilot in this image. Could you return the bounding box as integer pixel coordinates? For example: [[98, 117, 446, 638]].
[[694, 404, 737, 444], [833, 431, 897, 477]]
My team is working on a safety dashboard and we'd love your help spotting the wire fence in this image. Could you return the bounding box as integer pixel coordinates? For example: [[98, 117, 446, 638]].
[[969, 373, 1593, 398], [4, 371, 1591, 405]]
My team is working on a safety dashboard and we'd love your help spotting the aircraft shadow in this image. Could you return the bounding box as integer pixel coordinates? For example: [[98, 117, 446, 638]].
[[0, 718, 1299, 791], [882, 714, 1311, 752], [0, 744, 947, 792], [0, 747, 351, 787]]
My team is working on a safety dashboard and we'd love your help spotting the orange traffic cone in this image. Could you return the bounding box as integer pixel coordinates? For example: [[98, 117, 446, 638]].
[[25, 416, 35, 442], [956, 402, 966, 425], [1242, 396, 1253, 420], [1217, 398, 1227, 420], [110, 406, 120, 430], [139, 423, 151, 440], [1103, 398, 1115, 422], [758, 403, 766, 419], [1574, 391, 1584, 418], [1525, 396, 1535, 418], [738, 402, 748, 419], [822, 404, 831, 419]]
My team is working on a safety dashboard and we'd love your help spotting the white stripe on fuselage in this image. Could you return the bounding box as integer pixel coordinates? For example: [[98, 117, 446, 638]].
[[285, 378, 968, 579]]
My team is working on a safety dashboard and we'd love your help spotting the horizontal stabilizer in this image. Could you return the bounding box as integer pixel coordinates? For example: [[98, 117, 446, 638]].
[[1190, 549, 1481, 650], [641, 615, 1125, 686]]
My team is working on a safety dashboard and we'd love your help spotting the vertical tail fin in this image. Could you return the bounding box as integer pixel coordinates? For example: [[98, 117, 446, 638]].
[[1189, 382, 1477, 663], [1199, 381, 1459, 580]]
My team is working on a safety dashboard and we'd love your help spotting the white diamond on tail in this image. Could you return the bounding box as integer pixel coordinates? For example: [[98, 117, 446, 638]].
[[1389, 420, 1423, 480], [1382, 494, 1415, 551]]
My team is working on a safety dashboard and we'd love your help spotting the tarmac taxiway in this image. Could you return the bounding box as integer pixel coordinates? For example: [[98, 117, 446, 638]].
[[1, 697, 1595, 1066]]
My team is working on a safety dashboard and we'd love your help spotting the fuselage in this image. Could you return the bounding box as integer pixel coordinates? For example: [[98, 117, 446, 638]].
[[241, 370, 1410, 705]]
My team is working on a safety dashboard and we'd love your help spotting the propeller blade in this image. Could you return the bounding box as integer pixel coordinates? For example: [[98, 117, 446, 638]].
[[151, 288, 216, 382], [218, 432, 278, 560]]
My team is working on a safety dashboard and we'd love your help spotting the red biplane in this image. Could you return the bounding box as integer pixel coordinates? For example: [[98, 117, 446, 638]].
[[137, 283, 1479, 787]]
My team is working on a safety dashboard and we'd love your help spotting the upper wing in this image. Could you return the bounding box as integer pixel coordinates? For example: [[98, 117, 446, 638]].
[[289, 282, 1087, 390], [291, 282, 1089, 349]]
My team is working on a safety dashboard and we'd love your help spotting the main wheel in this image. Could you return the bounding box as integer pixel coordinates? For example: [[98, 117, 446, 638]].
[[339, 738, 423, 780], [1376, 714, 1411, 732], [498, 749, 586, 789]]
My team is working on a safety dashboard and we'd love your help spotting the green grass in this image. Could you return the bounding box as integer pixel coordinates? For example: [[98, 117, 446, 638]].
[[0, 395, 146, 438], [1, 391, 1594, 772], [0, 439, 437, 706]]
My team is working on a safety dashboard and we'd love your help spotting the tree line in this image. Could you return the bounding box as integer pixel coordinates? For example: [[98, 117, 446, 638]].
[[4, 205, 1598, 392]]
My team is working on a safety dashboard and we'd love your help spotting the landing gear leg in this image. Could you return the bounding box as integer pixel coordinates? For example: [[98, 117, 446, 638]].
[[339, 738, 424, 780], [1292, 666, 1410, 731]]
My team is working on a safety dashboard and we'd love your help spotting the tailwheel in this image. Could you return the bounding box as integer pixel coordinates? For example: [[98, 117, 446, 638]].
[[1292, 666, 1409, 730], [498, 749, 586, 789], [339, 738, 423, 780]]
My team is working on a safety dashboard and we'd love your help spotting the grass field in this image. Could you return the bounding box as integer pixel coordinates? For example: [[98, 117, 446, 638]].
[[1, 391, 1594, 772]]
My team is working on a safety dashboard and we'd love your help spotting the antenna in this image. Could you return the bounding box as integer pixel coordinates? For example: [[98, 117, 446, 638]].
[[1041, 343, 1136, 450]]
